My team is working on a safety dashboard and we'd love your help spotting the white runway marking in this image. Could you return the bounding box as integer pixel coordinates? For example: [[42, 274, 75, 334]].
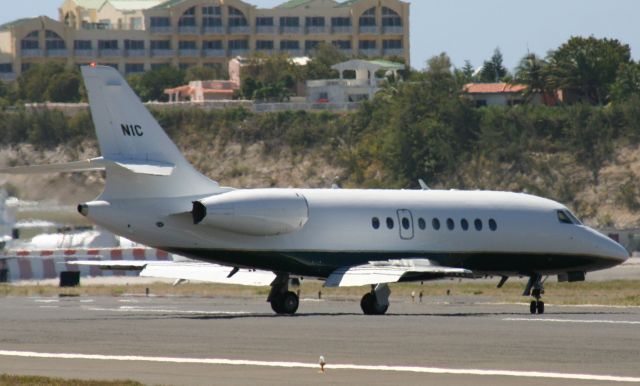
[[504, 318, 640, 325], [85, 306, 251, 316], [0, 350, 638, 383], [34, 299, 59, 303]]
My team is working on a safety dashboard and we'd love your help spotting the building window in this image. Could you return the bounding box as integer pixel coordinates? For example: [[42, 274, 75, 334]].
[[372, 217, 380, 229], [489, 219, 498, 231], [386, 217, 394, 229], [98, 40, 118, 49], [280, 40, 300, 50], [228, 39, 248, 50], [179, 41, 196, 49], [151, 63, 169, 70], [418, 218, 426, 230], [305, 40, 320, 51], [124, 40, 144, 50], [203, 6, 222, 27], [256, 17, 273, 26], [382, 7, 402, 27], [306, 17, 325, 27], [21, 31, 39, 49], [130, 17, 142, 30], [45, 30, 66, 50], [280, 17, 299, 27], [74, 40, 92, 50], [359, 7, 376, 27], [203, 40, 222, 49], [125, 63, 144, 74], [228, 6, 248, 27], [359, 40, 376, 49], [179, 63, 191, 71], [432, 218, 441, 230], [0, 63, 13, 73], [383, 39, 402, 49], [332, 40, 351, 50], [331, 17, 351, 27], [256, 40, 273, 50], [150, 17, 170, 27], [179, 6, 196, 27], [150, 40, 170, 50]]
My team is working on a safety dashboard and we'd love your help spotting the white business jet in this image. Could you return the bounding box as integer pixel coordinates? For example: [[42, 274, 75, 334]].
[[0, 66, 629, 315]]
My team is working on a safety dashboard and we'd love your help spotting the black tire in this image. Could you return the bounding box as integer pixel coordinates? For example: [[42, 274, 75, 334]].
[[281, 291, 299, 315], [270, 296, 283, 314], [529, 300, 537, 314], [360, 293, 375, 315], [536, 301, 545, 314]]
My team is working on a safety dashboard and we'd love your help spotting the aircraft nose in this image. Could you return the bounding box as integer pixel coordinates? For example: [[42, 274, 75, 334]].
[[600, 233, 630, 262]]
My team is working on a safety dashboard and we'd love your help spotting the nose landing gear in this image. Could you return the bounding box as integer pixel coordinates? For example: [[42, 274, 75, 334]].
[[524, 274, 545, 314]]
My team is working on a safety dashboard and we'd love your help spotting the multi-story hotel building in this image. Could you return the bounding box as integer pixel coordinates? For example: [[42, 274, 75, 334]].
[[0, 0, 409, 80]]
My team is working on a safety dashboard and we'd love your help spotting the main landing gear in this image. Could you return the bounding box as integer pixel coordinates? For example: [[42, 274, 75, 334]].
[[360, 283, 390, 315], [524, 273, 545, 314], [268, 274, 299, 315]]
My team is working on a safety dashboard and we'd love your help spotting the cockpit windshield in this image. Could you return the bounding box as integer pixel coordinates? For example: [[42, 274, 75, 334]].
[[557, 209, 582, 225]]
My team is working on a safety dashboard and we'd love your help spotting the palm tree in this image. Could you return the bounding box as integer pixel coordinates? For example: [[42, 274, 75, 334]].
[[514, 53, 553, 104]]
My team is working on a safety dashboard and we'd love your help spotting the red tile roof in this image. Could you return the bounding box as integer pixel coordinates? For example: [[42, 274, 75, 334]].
[[463, 83, 527, 94]]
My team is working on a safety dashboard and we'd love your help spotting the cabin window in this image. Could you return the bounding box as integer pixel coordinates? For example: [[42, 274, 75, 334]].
[[432, 218, 440, 230], [489, 218, 497, 231], [474, 218, 482, 231], [446, 218, 454, 230], [372, 217, 380, 229], [386, 217, 394, 229], [418, 218, 426, 230], [461, 219, 469, 231], [401, 217, 410, 230]]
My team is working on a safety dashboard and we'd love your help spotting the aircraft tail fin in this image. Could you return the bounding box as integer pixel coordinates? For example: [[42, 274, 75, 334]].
[[80, 65, 217, 199]]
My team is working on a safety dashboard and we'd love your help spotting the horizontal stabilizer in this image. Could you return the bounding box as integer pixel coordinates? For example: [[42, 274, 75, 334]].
[[0, 157, 174, 176], [325, 259, 473, 287]]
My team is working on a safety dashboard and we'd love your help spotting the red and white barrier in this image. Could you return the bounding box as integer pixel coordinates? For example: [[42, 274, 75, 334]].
[[0, 248, 172, 282]]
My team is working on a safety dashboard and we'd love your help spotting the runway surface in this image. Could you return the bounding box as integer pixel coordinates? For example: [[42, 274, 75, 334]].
[[0, 294, 639, 385]]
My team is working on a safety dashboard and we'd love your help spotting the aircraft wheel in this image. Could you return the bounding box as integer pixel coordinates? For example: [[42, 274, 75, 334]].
[[529, 300, 537, 314], [536, 301, 545, 314], [360, 292, 388, 315], [280, 291, 299, 315], [270, 297, 283, 314]]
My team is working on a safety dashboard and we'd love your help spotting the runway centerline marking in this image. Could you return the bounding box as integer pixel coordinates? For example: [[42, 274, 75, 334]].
[[0, 349, 638, 383], [504, 318, 640, 325]]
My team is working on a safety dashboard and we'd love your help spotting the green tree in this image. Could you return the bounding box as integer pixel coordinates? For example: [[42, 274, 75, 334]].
[[478, 48, 508, 83], [547, 36, 632, 104], [185, 65, 226, 82], [306, 42, 346, 80], [128, 66, 185, 102], [514, 53, 552, 103], [610, 61, 640, 102], [455, 60, 475, 85], [17, 63, 83, 102], [46, 71, 82, 102]]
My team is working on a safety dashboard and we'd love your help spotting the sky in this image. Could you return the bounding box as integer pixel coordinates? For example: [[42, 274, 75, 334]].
[[2, 0, 639, 72]]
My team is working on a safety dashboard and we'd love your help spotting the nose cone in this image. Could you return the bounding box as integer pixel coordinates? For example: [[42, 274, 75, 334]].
[[589, 227, 630, 263]]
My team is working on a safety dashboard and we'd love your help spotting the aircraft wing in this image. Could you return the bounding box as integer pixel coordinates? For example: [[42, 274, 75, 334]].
[[68, 260, 277, 286], [324, 259, 474, 287]]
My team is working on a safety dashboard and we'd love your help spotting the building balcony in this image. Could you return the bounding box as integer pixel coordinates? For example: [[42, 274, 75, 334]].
[[256, 26, 275, 34], [178, 25, 198, 34], [305, 26, 326, 34], [331, 26, 352, 34], [0, 73, 16, 81], [21, 49, 43, 57], [382, 26, 404, 34], [229, 48, 249, 56], [46, 49, 68, 58], [307, 79, 375, 88], [75, 49, 96, 57], [358, 26, 378, 34], [179, 49, 199, 57], [126, 49, 146, 57], [280, 26, 301, 34], [383, 48, 404, 57], [256, 49, 274, 55], [203, 48, 225, 57], [203, 26, 224, 34], [151, 49, 174, 57], [229, 26, 250, 34], [359, 48, 379, 57], [99, 48, 122, 57], [150, 26, 172, 34]]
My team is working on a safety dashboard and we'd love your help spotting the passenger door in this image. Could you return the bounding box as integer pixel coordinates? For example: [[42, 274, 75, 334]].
[[396, 209, 414, 240]]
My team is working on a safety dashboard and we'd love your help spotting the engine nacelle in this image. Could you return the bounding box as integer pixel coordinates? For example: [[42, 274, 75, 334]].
[[192, 190, 309, 236]]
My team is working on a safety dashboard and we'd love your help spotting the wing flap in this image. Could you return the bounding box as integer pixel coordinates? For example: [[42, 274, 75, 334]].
[[140, 263, 276, 286], [66, 260, 151, 270], [325, 259, 474, 287]]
